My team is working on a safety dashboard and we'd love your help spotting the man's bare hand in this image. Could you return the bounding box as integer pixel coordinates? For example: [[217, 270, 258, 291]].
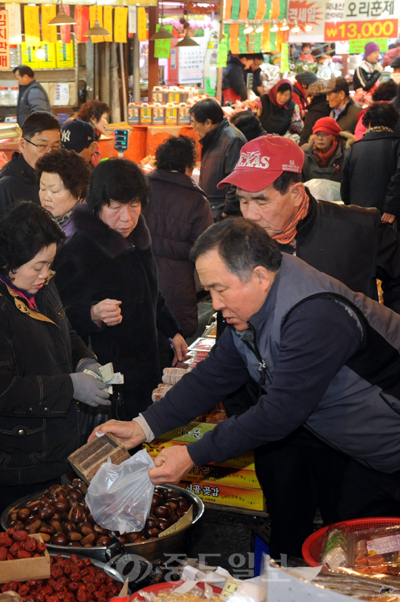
[[148, 446, 194, 484], [88, 419, 145, 449], [91, 299, 122, 327]]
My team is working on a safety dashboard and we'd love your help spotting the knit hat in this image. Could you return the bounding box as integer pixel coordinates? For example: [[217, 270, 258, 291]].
[[312, 117, 342, 136], [61, 120, 96, 153], [217, 135, 304, 192], [365, 41, 380, 58], [295, 71, 318, 86], [391, 56, 400, 69]]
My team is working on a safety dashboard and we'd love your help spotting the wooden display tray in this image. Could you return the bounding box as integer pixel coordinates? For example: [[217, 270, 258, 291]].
[[68, 433, 130, 484], [0, 534, 50, 583]]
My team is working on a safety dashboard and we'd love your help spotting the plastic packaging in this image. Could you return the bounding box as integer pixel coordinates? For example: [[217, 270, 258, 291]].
[[322, 527, 349, 569], [85, 449, 155, 534], [304, 178, 342, 203], [348, 525, 400, 576]]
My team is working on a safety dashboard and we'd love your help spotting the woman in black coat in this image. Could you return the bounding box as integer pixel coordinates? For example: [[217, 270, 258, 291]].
[[0, 202, 106, 515], [341, 103, 400, 223], [259, 80, 303, 136], [54, 159, 187, 421], [146, 136, 213, 338]]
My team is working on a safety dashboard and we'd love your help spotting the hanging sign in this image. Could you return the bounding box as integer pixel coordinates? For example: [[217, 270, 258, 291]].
[[154, 24, 172, 58], [128, 6, 136, 35], [24, 5, 40, 47], [288, 0, 325, 41], [60, 5, 71, 44], [137, 7, 147, 41], [349, 37, 388, 53], [36, 42, 56, 68], [216, 35, 228, 68], [261, 23, 271, 52], [280, 41, 289, 72], [343, 0, 399, 20], [74, 6, 89, 44], [324, 18, 398, 40], [115, 7, 128, 43], [229, 23, 240, 53], [5, 4, 21, 44], [0, 11, 10, 70], [89, 5, 104, 43], [103, 6, 113, 42], [41, 5, 57, 44]]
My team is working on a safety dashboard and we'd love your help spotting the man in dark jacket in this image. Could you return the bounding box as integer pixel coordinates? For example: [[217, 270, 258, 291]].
[[145, 135, 213, 338], [14, 65, 52, 126], [326, 77, 362, 133], [0, 111, 61, 214], [93, 219, 400, 561], [189, 99, 246, 220], [222, 53, 253, 104], [341, 102, 400, 223], [244, 53, 264, 96], [219, 135, 400, 558]]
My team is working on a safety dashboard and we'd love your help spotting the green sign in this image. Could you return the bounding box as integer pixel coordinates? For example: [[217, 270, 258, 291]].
[[281, 42, 289, 73], [217, 35, 228, 68], [349, 38, 388, 54], [154, 24, 173, 59]]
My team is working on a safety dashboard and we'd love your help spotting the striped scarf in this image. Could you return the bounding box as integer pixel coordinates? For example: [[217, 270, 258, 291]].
[[273, 190, 310, 246]]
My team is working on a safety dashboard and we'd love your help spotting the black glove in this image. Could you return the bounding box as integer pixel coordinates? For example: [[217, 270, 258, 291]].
[[70, 373, 111, 407]]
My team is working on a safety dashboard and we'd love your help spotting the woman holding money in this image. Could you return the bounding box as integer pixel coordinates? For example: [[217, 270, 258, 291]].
[[0, 202, 110, 515], [54, 158, 187, 423]]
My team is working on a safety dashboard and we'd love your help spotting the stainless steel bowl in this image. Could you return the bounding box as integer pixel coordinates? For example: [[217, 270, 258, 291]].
[[1, 484, 204, 564]]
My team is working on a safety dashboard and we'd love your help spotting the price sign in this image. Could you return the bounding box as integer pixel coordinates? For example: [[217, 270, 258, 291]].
[[324, 18, 397, 40]]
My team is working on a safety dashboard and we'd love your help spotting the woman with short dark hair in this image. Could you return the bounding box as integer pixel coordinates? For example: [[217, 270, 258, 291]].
[[77, 100, 110, 139], [341, 102, 400, 221], [54, 158, 187, 421], [230, 111, 266, 141], [146, 136, 213, 339], [259, 80, 303, 136], [0, 201, 108, 515], [36, 148, 91, 236]]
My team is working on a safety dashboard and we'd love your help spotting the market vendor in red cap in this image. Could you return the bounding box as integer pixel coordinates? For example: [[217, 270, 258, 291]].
[[93, 135, 400, 562], [301, 116, 355, 182]]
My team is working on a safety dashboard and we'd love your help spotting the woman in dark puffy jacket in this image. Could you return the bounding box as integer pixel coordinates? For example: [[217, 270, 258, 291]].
[[258, 80, 303, 136], [146, 136, 213, 338]]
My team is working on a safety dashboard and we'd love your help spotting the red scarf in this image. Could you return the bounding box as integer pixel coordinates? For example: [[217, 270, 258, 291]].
[[273, 190, 310, 246], [312, 138, 339, 167], [267, 79, 293, 109]]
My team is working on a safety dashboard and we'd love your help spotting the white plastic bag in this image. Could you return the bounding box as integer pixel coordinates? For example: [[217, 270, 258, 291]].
[[85, 449, 155, 534], [304, 178, 343, 203]]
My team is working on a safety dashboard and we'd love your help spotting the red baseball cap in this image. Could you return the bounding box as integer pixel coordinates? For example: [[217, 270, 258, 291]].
[[217, 135, 304, 192]]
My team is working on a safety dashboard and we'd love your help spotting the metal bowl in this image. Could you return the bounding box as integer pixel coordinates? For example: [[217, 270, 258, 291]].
[[1, 484, 204, 564]]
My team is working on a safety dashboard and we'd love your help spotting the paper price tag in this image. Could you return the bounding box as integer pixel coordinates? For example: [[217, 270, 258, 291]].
[[221, 579, 238, 599]]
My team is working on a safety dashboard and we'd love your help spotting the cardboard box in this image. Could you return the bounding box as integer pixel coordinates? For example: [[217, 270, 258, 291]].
[[0, 534, 50, 583], [68, 433, 130, 483], [179, 480, 266, 511], [185, 465, 261, 489]]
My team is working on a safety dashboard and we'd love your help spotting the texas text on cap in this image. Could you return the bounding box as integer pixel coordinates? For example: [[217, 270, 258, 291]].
[[217, 135, 304, 192], [61, 120, 95, 153]]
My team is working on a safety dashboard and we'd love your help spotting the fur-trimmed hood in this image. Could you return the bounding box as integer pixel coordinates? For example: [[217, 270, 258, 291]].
[[71, 203, 152, 258], [307, 130, 356, 149]]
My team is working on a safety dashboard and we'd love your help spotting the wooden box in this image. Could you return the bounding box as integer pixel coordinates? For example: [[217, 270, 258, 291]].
[[0, 534, 50, 583], [68, 433, 130, 484]]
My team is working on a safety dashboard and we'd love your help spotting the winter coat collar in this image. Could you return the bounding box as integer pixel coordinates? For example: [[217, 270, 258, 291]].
[[0, 151, 35, 183], [147, 169, 206, 195], [306, 130, 356, 151], [71, 203, 152, 258], [360, 130, 400, 141], [200, 118, 230, 149]]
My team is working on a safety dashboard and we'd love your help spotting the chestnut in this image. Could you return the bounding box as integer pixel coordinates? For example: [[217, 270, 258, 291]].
[[68, 504, 85, 523], [176, 508, 188, 518], [143, 528, 160, 539], [50, 519, 62, 532], [27, 501, 43, 515], [152, 493, 163, 507], [80, 533, 96, 546], [176, 497, 189, 509], [93, 524, 109, 536], [26, 519, 41, 533], [62, 521, 76, 534], [133, 535, 147, 543], [77, 521, 94, 536], [157, 518, 170, 531], [51, 532, 68, 546], [54, 498, 69, 513], [86, 513, 95, 524], [39, 533, 51, 543], [96, 535, 111, 547], [68, 489, 83, 504], [8, 520, 24, 531], [40, 505, 55, 521], [166, 500, 179, 511], [145, 516, 158, 529], [154, 506, 169, 518], [162, 490, 176, 500], [39, 524, 55, 536], [68, 532, 83, 542], [119, 535, 129, 544], [17, 508, 31, 522]]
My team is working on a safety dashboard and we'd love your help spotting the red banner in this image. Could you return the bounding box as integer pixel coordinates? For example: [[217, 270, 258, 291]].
[[60, 5, 71, 44], [0, 11, 10, 70], [325, 18, 398, 41], [74, 6, 89, 43]]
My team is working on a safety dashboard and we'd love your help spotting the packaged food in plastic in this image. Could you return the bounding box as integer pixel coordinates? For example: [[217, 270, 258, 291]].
[[322, 527, 349, 569], [85, 449, 155, 534]]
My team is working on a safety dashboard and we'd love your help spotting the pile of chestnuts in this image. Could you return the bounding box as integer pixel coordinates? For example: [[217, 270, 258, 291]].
[[6, 479, 191, 548]]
